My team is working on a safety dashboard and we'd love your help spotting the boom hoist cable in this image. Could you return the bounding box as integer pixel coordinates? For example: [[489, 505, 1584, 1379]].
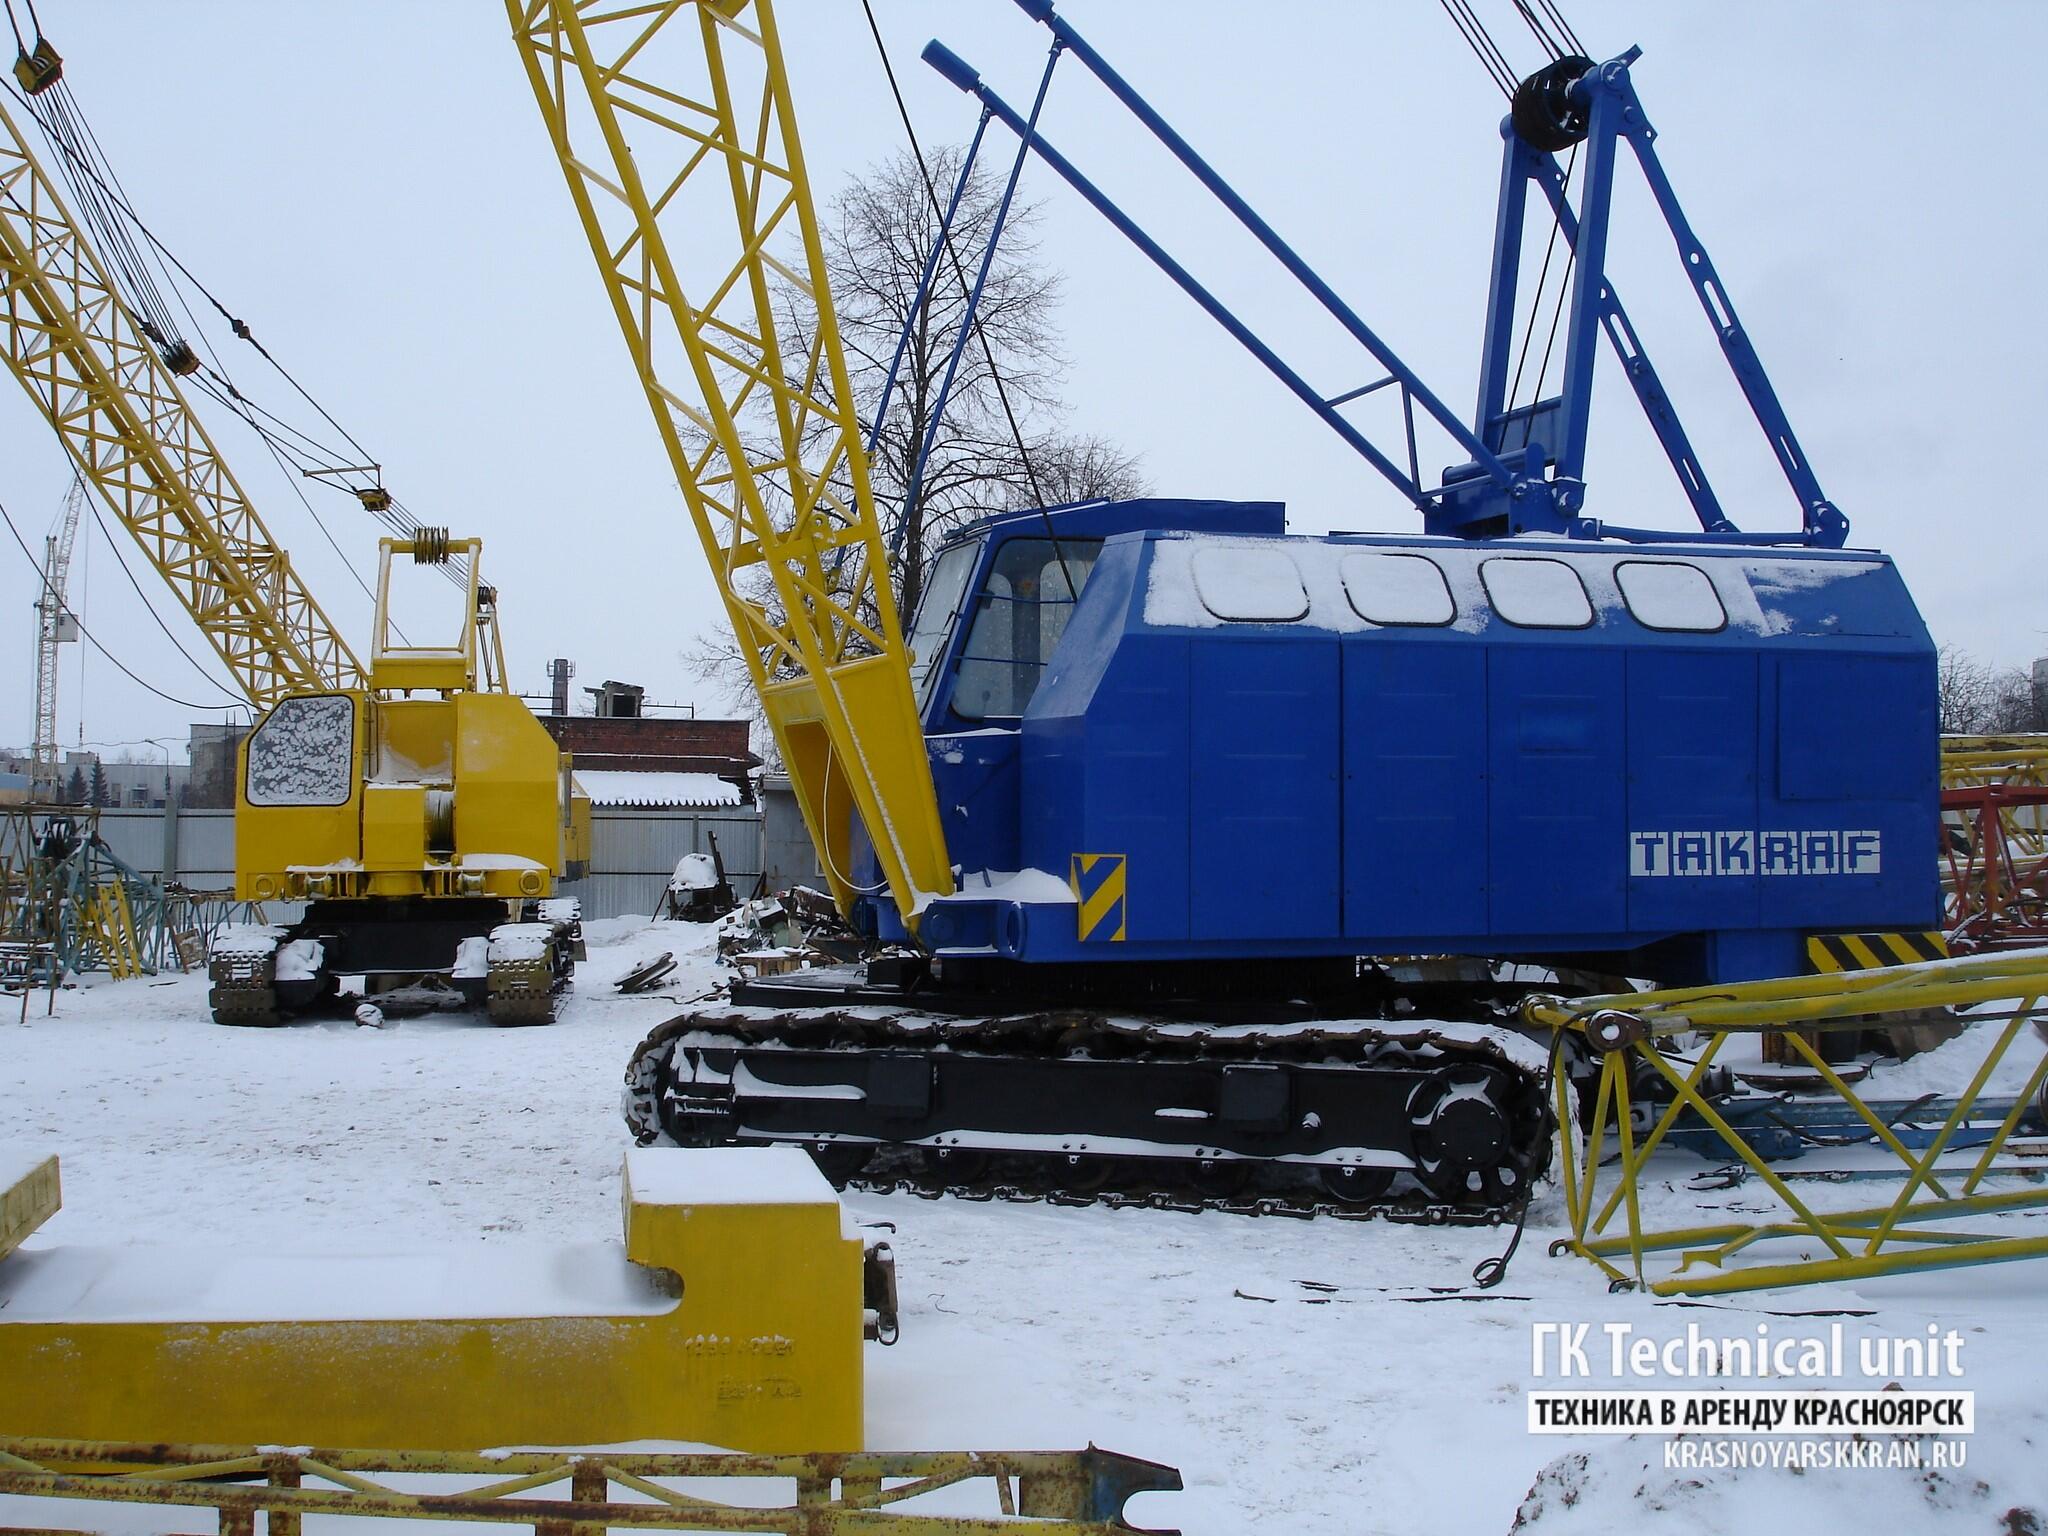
[[0, 37, 363, 703], [853, 0, 1080, 612], [2, 9, 465, 594]]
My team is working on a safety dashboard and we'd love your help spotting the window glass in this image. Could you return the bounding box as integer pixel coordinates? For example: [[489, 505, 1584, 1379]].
[[952, 537, 1102, 721], [1191, 546, 1309, 622], [1616, 560, 1726, 632], [1341, 551, 1455, 626], [906, 539, 979, 705], [246, 694, 354, 807], [1480, 557, 1593, 628]]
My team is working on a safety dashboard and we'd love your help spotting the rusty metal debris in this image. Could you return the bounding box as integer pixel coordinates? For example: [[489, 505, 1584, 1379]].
[[0, 1436, 1184, 1536]]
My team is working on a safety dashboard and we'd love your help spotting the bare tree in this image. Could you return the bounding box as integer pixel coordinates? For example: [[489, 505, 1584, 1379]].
[[1001, 432, 1149, 511], [790, 145, 1150, 610], [1938, 644, 1996, 735], [1937, 644, 2048, 736], [689, 146, 1149, 760]]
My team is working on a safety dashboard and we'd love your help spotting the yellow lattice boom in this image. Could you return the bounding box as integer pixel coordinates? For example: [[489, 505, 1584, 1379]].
[[0, 94, 361, 705], [509, 0, 951, 922]]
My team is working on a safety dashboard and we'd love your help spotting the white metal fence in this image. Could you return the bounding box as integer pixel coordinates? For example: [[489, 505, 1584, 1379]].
[[86, 805, 766, 923]]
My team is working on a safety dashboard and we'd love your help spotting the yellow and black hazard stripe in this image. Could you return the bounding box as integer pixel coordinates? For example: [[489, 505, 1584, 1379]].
[[1070, 853, 1127, 942], [1806, 931, 1949, 972]]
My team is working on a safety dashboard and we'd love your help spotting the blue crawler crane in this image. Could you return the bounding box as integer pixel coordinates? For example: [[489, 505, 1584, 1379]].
[[627, 5, 1937, 1215]]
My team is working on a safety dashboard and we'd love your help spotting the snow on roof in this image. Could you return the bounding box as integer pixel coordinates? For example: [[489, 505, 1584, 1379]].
[[573, 770, 742, 808], [1143, 531, 1884, 639]]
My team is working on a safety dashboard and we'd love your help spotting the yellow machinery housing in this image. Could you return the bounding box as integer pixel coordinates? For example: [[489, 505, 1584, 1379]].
[[218, 534, 592, 1026], [237, 535, 585, 910]]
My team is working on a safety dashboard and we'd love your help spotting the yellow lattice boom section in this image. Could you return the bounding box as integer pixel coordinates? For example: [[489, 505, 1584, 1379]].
[[509, 0, 951, 922], [0, 95, 361, 705]]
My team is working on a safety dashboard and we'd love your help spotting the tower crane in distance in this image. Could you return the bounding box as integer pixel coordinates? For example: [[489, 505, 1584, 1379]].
[[513, 1, 1937, 1212], [27, 475, 83, 801], [0, 33, 589, 1023]]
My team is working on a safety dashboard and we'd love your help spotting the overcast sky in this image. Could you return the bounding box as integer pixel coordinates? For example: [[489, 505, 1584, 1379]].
[[2, 1, 2041, 762]]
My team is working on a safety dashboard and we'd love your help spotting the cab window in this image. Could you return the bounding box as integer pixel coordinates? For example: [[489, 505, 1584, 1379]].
[[951, 537, 1102, 721]]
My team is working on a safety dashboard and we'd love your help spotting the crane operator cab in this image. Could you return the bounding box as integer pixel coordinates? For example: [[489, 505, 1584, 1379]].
[[850, 496, 1938, 993]]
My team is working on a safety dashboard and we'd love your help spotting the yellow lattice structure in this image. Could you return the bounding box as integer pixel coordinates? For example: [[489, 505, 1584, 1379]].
[[1941, 734, 2048, 945], [509, 0, 951, 922], [1527, 950, 2048, 1296], [0, 92, 362, 705], [78, 880, 140, 980]]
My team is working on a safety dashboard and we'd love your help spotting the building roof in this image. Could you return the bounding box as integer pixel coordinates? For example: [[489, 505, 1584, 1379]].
[[573, 769, 744, 808]]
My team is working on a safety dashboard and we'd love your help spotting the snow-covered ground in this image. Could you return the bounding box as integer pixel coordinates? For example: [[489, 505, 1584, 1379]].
[[6, 919, 2048, 1534]]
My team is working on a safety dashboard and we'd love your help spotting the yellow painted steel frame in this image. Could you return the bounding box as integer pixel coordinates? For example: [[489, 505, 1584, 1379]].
[[0, 92, 361, 706], [1942, 733, 2048, 916], [370, 534, 489, 694], [509, 0, 952, 924], [235, 690, 569, 904], [1527, 950, 2048, 1296], [0, 1149, 865, 1453], [0, 1439, 1181, 1536]]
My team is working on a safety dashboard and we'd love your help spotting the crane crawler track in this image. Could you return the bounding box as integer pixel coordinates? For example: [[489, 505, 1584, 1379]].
[[623, 995, 1555, 1217]]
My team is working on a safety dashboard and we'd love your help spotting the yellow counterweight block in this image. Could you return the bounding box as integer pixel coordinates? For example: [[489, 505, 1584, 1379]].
[[449, 690, 565, 898], [0, 1148, 867, 1453]]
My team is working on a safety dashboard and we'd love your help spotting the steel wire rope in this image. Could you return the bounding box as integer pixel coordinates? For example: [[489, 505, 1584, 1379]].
[[78, 496, 245, 705], [1510, 0, 1565, 62], [3, 69, 382, 471], [856, 0, 1079, 607], [236, 405, 418, 647], [2, 67, 463, 590], [1435, 0, 1516, 98], [1502, 142, 1578, 449], [0, 487, 240, 714], [1534, 0, 1586, 57]]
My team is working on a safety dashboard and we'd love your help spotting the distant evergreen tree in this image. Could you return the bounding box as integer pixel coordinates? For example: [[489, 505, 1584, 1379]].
[[88, 759, 108, 807], [63, 765, 86, 805]]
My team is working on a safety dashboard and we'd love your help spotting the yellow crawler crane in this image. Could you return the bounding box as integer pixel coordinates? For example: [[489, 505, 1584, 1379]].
[[0, 44, 589, 1025]]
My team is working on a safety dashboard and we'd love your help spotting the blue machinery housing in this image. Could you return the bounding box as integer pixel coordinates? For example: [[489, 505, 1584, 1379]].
[[856, 498, 1936, 987], [841, 7, 1940, 990]]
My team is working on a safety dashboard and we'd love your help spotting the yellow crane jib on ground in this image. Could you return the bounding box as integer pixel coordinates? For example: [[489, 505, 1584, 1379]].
[[0, 1147, 885, 1453], [508, 0, 952, 925]]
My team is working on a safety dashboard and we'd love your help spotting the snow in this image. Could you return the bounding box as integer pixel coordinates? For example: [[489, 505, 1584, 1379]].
[[459, 853, 547, 871], [0, 1148, 54, 1200], [245, 694, 354, 808], [928, 867, 1078, 907], [4, 927, 2047, 1534], [273, 939, 324, 984], [369, 740, 453, 784], [1614, 558, 1726, 632], [210, 923, 285, 958], [670, 853, 718, 891], [1141, 532, 1882, 643], [574, 770, 743, 808], [0, 1238, 676, 1323], [1189, 545, 1310, 622], [1341, 550, 1455, 626], [487, 923, 554, 963], [1511, 1429, 2041, 1533], [623, 1145, 836, 1207], [451, 936, 490, 980], [1479, 557, 1595, 628]]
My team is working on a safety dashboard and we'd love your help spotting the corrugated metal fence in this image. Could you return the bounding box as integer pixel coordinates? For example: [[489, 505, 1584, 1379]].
[[87, 805, 766, 923]]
